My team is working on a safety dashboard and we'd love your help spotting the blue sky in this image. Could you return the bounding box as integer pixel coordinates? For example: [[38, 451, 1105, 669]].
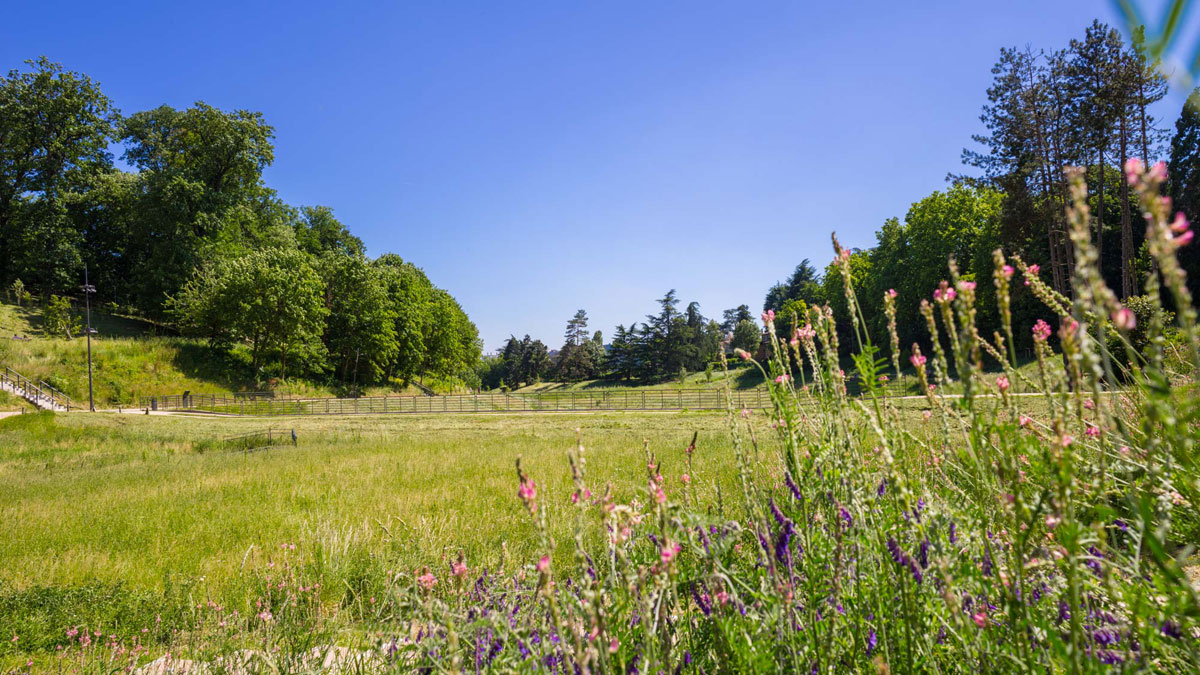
[[3, 1, 1194, 351]]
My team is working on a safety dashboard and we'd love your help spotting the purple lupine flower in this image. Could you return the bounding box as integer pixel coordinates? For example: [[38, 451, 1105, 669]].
[[840, 507, 853, 529], [691, 582, 712, 616], [1058, 600, 1071, 624], [877, 478, 887, 497], [981, 545, 993, 577], [948, 521, 958, 544], [1161, 621, 1182, 639], [785, 471, 803, 502], [918, 539, 929, 568], [1092, 629, 1120, 646], [1114, 519, 1128, 532], [866, 628, 877, 655]]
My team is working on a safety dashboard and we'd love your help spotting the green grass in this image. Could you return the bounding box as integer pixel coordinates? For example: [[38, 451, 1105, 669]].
[[0, 302, 454, 407], [0, 410, 755, 592]]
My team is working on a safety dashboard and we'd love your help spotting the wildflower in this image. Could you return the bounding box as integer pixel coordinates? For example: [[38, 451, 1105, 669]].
[[797, 324, 816, 340], [1001, 264, 1014, 279], [740, 408, 751, 418], [1032, 319, 1051, 342], [1161, 621, 1182, 639], [536, 556, 550, 573], [609, 638, 619, 653], [1149, 160, 1168, 182], [734, 348, 751, 361], [660, 542, 681, 564], [887, 288, 897, 298], [761, 309, 775, 326], [654, 487, 667, 504], [973, 611, 988, 628], [866, 628, 877, 655], [1083, 398, 1094, 410], [1045, 514, 1061, 529], [958, 280, 976, 292], [910, 354, 926, 367], [949, 522, 958, 544], [995, 375, 1009, 393], [878, 374, 889, 383], [1124, 157, 1144, 184], [1085, 425, 1100, 438], [1019, 415, 1033, 427], [417, 571, 437, 590], [257, 611, 273, 623], [517, 477, 538, 514], [922, 410, 932, 421], [680, 473, 690, 485], [451, 560, 468, 578], [1060, 435, 1073, 447], [1112, 307, 1137, 331], [774, 374, 790, 384], [1025, 264, 1040, 286]]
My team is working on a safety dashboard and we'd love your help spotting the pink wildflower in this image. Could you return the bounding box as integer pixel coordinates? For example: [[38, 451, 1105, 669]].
[[1170, 212, 1191, 234], [536, 555, 550, 573], [660, 542, 682, 564], [1060, 435, 1073, 447], [1025, 264, 1040, 286], [910, 354, 926, 367], [958, 280, 976, 292], [609, 638, 620, 654], [973, 612, 988, 628], [878, 374, 889, 382], [1032, 319, 1051, 342], [1085, 425, 1100, 438], [1001, 264, 1014, 279], [1019, 415, 1033, 427], [451, 560, 467, 578], [417, 572, 437, 590], [774, 373, 790, 384], [1124, 157, 1143, 184], [1112, 307, 1136, 331], [681, 473, 691, 485], [761, 309, 775, 326], [887, 288, 898, 298], [734, 348, 751, 361], [1149, 160, 1168, 182], [995, 375, 1009, 393]]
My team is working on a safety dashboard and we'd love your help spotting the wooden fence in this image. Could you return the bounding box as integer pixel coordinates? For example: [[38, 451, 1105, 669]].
[[141, 388, 772, 417]]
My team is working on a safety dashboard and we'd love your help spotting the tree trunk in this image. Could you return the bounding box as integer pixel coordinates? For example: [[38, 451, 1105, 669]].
[[1119, 114, 1134, 298]]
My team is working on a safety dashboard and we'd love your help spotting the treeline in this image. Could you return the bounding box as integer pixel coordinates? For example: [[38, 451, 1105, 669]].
[[764, 21, 1200, 357], [479, 292, 754, 389], [0, 58, 481, 388]]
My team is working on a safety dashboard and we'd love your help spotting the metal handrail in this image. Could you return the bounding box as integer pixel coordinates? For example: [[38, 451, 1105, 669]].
[[2, 366, 72, 411]]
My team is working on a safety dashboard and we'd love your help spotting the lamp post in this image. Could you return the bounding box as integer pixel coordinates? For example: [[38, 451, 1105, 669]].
[[81, 267, 96, 412]]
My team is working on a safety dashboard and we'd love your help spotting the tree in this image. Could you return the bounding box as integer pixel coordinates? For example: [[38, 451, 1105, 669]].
[[295, 206, 364, 257], [319, 253, 397, 385], [1169, 88, 1200, 294], [731, 320, 760, 355], [721, 305, 752, 333], [170, 247, 327, 378], [0, 57, 119, 294], [556, 309, 597, 381], [42, 295, 80, 338], [120, 102, 278, 315], [764, 260, 824, 312], [9, 279, 24, 306]]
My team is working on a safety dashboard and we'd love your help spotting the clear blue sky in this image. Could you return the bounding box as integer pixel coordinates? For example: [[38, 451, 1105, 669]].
[[3, 1, 1192, 351]]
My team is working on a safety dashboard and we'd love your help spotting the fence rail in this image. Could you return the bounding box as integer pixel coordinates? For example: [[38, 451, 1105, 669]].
[[222, 428, 296, 452], [1, 366, 72, 411], [141, 388, 772, 417]]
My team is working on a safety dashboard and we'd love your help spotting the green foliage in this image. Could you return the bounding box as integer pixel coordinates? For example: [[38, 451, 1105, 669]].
[[170, 247, 328, 377], [7, 279, 23, 306], [318, 253, 396, 385], [0, 57, 119, 296], [730, 319, 760, 354], [41, 295, 80, 338]]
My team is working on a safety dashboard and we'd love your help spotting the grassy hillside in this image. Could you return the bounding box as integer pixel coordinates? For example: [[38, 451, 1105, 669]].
[[0, 302, 439, 407]]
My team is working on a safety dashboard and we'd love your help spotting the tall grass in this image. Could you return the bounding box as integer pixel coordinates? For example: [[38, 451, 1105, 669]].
[[2, 165, 1199, 672]]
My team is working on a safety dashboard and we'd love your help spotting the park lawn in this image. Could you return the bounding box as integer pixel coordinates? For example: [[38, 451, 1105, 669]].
[[0, 410, 761, 594]]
